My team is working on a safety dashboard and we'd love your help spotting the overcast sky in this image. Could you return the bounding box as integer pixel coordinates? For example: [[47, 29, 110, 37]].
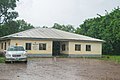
[[15, 0, 120, 27]]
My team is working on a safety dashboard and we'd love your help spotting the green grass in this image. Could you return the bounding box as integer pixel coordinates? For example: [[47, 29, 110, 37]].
[[100, 55, 120, 63], [0, 57, 5, 63]]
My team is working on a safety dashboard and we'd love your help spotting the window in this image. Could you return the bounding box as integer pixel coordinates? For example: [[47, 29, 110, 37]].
[[39, 43, 46, 50], [26, 43, 31, 50], [86, 45, 91, 51], [8, 42, 10, 46], [8, 46, 25, 51], [75, 44, 81, 51], [4, 42, 6, 50], [1, 43, 3, 49], [62, 44, 66, 51]]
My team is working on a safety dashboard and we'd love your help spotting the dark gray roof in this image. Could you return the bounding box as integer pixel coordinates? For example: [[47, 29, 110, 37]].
[[1, 27, 104, 42]]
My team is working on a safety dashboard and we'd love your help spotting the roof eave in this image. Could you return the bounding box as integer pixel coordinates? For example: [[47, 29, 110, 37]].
[[0, 37, 104, 43]]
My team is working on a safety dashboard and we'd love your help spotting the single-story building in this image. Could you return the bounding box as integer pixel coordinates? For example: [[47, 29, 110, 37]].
[[0, 27, 104, 57]]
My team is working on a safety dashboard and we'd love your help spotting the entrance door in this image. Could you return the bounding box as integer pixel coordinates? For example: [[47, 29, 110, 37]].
[[52, 41, 60, 56]]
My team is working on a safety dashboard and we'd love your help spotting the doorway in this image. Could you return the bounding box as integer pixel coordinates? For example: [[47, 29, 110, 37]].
[[52, 41, 61, 56]]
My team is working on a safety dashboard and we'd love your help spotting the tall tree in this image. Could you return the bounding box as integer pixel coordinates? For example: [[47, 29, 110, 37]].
[[0, 20, 34, 37], [0, 0, 19, 24], [0, 21, 19, 37], [52, 23, 75, 33], [16, 20, 34, 31], [75, 7, 120, 55]]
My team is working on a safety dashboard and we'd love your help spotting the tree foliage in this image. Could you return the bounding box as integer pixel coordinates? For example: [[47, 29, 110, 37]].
[[0, 0, 34, 37], [52, 23, 75, 33], [0, 20, 34, 37], [0, 0, 19, 24], [16, 20, 34, 31], [75, 7, 120, 55]]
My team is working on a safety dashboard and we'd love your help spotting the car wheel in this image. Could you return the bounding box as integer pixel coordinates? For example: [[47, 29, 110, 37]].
[[5, 61, 9, 63], [24, 60, 27, 63]]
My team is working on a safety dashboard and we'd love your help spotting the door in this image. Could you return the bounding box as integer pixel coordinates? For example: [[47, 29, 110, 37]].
[[52, 41, 60, 56]]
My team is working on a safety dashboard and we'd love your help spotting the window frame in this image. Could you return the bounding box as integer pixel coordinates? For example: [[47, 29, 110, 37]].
[[1, 43, 3, 49], [39, 43, 46, 50], [75, 44, 81, 51], [8, 42, 10, 46], [62, 44, 66, 51], [86, 45, 91, 51], [4, 42, 6, 50], [26, 43, 32, 50]]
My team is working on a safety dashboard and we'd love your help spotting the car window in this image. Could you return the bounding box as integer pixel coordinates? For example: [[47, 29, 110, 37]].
[[8, 46, 25, 51]]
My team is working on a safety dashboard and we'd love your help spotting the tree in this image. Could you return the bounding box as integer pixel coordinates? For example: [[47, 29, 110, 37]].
[[0, 21, 19, 37], [0, 0, 19, 24], [0, 20, 34, 37], [52, 23, 75, 33], [42, 26, 48, 28], [16, 20, 34, 31], [75, 7, 120, 55], [0, 0, 34, 37]]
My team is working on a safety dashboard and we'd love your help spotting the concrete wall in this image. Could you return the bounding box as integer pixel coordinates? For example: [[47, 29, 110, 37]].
[[68, 41, 102, 57]]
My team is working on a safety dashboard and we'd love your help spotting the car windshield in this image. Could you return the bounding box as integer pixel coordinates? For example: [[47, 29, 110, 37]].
[[7, 46, 25, 51]]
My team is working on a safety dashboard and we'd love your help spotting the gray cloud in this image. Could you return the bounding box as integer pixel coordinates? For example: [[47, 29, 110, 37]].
[[15, 0, 120, 27]]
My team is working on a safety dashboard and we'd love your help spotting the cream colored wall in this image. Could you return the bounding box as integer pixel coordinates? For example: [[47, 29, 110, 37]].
[[0, 39, 102, 55], [10, 39, 53, 54], [69, 41, 102, 55], [60, 41, 69, 54]]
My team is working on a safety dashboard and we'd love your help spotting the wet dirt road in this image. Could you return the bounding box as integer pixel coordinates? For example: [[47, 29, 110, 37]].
[[0, 58, 120, 80]]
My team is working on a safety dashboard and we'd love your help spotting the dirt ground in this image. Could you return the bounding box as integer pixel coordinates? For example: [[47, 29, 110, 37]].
[[0, 58, 120, 80]]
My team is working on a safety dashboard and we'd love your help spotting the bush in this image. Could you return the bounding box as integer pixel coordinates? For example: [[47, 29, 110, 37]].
[[0, 51, 5, 57]]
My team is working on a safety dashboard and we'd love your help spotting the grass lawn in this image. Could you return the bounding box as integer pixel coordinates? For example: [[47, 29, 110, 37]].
[[100, 55, 120, 63]]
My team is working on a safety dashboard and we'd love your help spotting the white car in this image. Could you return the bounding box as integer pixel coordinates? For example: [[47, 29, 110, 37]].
[[5, 46, 27, 63]]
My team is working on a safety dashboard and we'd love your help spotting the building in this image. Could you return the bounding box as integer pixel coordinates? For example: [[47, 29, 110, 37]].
[[0, 28, 104, 57]]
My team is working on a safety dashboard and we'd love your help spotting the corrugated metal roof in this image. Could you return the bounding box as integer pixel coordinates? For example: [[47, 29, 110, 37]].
[[0, 27, 104, 42]]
